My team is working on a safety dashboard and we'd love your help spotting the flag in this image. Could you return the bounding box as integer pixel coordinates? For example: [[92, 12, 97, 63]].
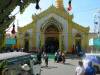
[[67, 0, 72, 11]]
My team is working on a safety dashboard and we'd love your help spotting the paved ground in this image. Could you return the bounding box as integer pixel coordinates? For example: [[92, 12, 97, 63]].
[[41, 59, 79, 75], [41, 59, 100, 75]]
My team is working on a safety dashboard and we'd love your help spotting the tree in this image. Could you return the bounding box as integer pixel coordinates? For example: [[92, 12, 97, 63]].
[[0, 0, 40, 49]]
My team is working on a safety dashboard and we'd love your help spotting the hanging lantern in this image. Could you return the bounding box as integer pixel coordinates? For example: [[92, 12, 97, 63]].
[[67, 0, 72, 11], [11, 24, 16, 34], [35, 0, 40, 9]]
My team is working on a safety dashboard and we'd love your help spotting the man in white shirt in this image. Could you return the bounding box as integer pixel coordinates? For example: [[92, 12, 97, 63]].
[[75, 61, 85, 75]]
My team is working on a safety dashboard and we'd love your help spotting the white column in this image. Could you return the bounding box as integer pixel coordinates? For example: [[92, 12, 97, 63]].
[[59, 34, 62, 50], [20, 34, 23, 48], [36, 32, 40, 48], [29, 31, 33, 50], [64, 32, 68, 51]]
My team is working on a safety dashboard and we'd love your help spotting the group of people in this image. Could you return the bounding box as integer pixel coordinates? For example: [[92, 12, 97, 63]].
[[37, 50, 66, 67], [37, 51, 49, 67], [54, 51, 65, 64], [75, 61, 96, 75]]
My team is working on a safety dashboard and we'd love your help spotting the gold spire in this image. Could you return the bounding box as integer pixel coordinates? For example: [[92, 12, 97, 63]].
[[56, 0, 64, 9]]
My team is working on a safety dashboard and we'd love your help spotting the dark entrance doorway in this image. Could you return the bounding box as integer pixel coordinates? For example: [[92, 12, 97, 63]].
[[24, 39, 29, 52], [75, 33, 82, 54], [45, 37, 59, 53]]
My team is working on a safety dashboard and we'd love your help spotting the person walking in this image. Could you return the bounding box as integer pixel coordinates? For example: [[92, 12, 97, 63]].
[[42, 51, 45, 60], [85, 62, 96, 75], [75, 61, 85, 75], [44, 53, 48, 67]]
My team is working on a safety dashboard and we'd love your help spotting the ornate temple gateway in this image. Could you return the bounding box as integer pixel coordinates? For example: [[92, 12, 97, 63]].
[[17, 0, 89, 53]]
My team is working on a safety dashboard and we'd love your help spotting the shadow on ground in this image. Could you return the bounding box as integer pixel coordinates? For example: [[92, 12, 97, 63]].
[[64, 62, 75, 66], [41, 66, 58, 69]]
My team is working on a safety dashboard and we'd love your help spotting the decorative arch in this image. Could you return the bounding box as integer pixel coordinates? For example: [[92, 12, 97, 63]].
[[75, 33, 82, 37], [40, 17, 63, 32], [75, 33, 82, 45], [24, 32, 29, 37], [36, 13, 68, 32], [36, 13, 68, 51]]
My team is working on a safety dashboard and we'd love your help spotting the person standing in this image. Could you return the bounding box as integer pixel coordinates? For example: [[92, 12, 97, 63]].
[[37, 50, 42, 64], [61, 52, 65, 64], [57, 51, 62, 63], [54, 51, 58, 62], [85, 62, 96, 75], [75, 61, 85, 75]]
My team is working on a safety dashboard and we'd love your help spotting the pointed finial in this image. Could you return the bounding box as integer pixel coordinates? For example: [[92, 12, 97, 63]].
[[55, 0, 64, 9]]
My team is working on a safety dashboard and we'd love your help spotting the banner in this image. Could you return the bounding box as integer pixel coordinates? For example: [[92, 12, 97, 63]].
[[6, 38, 16, 45]]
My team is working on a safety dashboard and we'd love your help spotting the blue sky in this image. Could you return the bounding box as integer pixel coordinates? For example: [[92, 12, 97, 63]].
[[10, 0, 100, 33]]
